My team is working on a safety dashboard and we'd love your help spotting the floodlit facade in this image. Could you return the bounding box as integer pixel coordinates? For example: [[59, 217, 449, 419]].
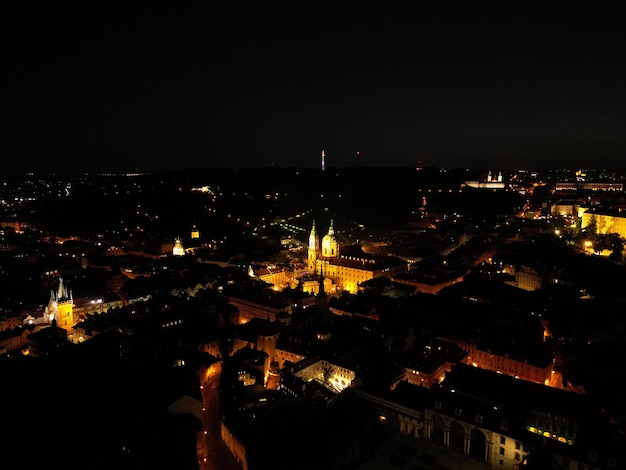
[[581, 211, 626, 239], [463, 170, 506, 190], [555, 182, 623, 191], [516, 265, 543, 291], [172, 237, 185, 256], [308, 221, 409, 294]]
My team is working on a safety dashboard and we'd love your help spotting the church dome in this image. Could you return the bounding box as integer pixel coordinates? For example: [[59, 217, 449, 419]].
[[321, 220, 338, 258]]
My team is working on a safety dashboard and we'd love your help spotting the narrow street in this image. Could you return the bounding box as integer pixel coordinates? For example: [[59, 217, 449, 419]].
[[198, 374, 242, 470]]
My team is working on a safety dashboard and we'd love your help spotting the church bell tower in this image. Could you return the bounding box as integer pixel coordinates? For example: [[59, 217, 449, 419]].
[[308, 220, 319, 273]]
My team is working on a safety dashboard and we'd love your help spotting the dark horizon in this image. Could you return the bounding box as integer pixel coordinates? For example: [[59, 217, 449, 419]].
[[3, 3, 625, 174], [3, 165, 626, 179]]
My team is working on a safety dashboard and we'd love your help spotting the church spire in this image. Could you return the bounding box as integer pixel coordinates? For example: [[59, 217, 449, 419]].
[[57, 277, 65, 300]]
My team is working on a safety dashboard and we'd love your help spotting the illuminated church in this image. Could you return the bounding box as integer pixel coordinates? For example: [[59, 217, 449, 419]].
[[44, 277, 74, 332], [170, 225, 206, 256], [307, 220, 339, 272], [307, 220, 409, 294], [172, 237, 185, 256], [463, 170, 506, 190]]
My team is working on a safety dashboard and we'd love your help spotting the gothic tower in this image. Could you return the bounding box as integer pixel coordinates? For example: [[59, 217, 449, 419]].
[[46, 277, 74, 332]]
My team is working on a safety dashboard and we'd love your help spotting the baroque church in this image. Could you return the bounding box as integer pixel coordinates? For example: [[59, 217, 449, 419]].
[[307, 220, 409, 294]]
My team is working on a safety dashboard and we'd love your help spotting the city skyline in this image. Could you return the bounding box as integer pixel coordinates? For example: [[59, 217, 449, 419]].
[[1, 167, 626, 469], [3, 3, 626, 174]]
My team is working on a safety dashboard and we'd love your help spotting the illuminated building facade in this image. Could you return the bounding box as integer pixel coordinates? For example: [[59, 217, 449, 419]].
[[256, 267, 288, 290], [73, 295, 123, 318], [581, 210, 626, 239], [447, 336, 554, 386], [402, 361, 452, 389], [555, 182, 623, 191], [463, 170, 506, 190], [515, 265, 543, 291], [470, 347, 553, 385], [172, 237, 185, 256], [550, 200, 578, 217], [274, 347, 307, 369], [292, 357, 356, 393], [296, 273, 334, 295]]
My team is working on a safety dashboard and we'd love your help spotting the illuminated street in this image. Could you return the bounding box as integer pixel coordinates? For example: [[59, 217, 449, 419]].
[[199, 374, 242, 470]]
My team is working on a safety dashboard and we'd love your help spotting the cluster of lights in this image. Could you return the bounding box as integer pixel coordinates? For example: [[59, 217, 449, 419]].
[[526, 426, 573, 445]]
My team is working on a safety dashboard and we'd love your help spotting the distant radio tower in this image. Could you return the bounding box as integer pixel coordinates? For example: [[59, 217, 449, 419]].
[[321, 149, 326, 171]]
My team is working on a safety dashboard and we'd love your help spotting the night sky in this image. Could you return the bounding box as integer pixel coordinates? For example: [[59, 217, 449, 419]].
[[3, 2, 625, 174]]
